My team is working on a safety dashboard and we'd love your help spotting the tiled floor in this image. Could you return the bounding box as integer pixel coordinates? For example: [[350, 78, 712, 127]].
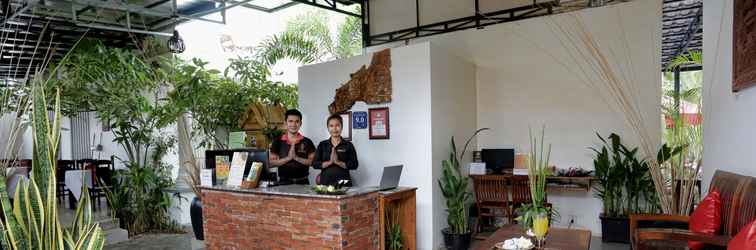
[[50, 203, 626, 250], [101, 230, 631, 250]]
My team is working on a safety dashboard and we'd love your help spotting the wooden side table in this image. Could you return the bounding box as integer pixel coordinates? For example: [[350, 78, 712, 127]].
[[379, 187, 417, 250]]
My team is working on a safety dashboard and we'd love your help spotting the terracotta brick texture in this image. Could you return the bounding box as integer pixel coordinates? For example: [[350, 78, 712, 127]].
[[202, 190, 380, 250]]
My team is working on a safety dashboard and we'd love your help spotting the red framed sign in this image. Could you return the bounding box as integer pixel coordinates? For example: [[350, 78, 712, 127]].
[[368, 107, 390, 140]]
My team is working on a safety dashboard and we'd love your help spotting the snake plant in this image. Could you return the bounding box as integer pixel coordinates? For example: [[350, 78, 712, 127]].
[[0, 82, 105, 249]]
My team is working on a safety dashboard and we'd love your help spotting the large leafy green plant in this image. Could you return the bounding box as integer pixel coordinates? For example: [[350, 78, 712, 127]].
[[57, 39, 182, 235], [104, 163, 179, 235], [0, 82, 104, 249], [592, 133, 679, 217], [439, 128, 489, 234], [169, 57, 297, 150]]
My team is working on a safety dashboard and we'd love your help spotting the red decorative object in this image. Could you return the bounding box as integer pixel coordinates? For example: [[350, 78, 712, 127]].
[[368, 107, 389, 140], [688, 190, 722, 250], [329, 49, 392, 114], [728, 219, 756, 250], [733, 0, 756, 92]]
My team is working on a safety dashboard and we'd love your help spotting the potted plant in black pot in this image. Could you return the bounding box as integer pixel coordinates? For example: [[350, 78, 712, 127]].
[[591, 133, 677, 243], [439, 128, 488, 250]]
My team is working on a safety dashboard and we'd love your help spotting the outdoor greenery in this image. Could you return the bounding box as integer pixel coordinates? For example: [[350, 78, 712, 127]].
[[660, 50, 703, 214], [515, 127, 554, 229], [0, 5, 364, 241], [591, 133, 682, 217], [439, 128, 489, 235], [55, 40, 176, 168], [256, 8, 363, 68], [168, 57, 297, 150], [662, 50, 703, 164], [53, 40, 182, 235]]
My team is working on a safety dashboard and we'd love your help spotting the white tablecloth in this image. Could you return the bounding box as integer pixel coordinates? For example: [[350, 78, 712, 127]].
[[64, 170, 93, 201]]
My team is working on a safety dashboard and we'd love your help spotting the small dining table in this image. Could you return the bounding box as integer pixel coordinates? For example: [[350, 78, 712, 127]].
[[64, 170, 93, 209], [474, 224, 591, 250]]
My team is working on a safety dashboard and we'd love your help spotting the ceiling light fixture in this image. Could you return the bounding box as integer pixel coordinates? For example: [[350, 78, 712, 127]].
[[168, 30, 185, 54]]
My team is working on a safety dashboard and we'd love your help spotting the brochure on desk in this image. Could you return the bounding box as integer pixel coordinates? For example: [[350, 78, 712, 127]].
[[226, 152, 248, 187]]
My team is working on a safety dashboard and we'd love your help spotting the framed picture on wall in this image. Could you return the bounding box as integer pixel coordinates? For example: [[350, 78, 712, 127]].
[[733, 0, 756, 92], [339, 111, 352, 141], [368, 107, 389, 140]]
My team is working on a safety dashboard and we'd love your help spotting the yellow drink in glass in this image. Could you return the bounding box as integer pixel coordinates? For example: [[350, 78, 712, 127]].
[[533, 216, 549, 239]]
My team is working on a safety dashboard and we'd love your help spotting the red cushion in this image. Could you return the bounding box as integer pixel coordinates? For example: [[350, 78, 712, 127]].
[[729, 219, 756, 250], [688, 190, 722, 250]]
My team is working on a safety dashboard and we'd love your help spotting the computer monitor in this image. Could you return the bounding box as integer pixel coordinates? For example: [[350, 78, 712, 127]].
[[481, 148, 514, 174]]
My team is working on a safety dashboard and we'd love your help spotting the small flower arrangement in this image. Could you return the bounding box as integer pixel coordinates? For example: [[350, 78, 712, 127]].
[[312, 180, 350, 195]]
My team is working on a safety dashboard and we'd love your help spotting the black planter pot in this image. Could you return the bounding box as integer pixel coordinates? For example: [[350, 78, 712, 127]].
[[600, 214, 630, 243], [442, 228, 472, 250], [190, 197, 204, 240]]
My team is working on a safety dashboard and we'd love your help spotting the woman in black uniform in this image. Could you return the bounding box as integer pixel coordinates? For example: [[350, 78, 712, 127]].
[[313, 114, 358, 186]]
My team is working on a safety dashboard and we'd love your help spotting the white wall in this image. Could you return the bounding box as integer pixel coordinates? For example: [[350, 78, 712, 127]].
[[371, 0, 662, 236], [299, 43, 435, 249], [0, 113, 29, 159], [0, 113, 72, 160], [87, 114, 129, 169], [429, 43, 477, 249], [701, 0, 756, 191]]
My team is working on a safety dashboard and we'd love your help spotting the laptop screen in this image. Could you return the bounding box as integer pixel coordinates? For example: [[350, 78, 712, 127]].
[[379, 165, 403, 190]]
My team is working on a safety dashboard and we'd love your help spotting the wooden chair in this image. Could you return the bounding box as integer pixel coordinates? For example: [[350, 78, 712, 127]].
[[510, 175, 551, 224], [56, 160, 75, 204], [472, 175, 512, 235], [89, 159, 113, 209], [630, 170, 756, 250]]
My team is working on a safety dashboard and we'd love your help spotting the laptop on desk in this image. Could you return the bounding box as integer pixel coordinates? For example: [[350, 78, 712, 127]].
[[373, 165, 403, 191]]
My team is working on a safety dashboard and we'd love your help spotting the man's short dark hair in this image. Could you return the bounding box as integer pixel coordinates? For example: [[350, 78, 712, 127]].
[[327, 114, 343, 127], [285, 109, 303, 120]]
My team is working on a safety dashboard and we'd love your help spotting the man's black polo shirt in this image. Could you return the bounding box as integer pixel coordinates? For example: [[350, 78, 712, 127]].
[[270, 133, 315, 181]]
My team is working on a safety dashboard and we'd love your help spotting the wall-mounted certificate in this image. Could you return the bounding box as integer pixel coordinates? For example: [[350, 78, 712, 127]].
[[368, 107, 390, 140]]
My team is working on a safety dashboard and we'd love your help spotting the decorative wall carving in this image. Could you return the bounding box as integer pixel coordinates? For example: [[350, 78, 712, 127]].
[[733, 0, 756, 92], [329, 49, 392, 114]]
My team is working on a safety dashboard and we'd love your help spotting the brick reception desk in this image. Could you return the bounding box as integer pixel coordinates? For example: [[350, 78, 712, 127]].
[[201, 185, 381, 250]]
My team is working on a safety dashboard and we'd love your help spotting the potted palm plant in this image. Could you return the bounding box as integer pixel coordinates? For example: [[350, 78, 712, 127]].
[[439, 128, 488, 250], [592, 133, 679, 243]]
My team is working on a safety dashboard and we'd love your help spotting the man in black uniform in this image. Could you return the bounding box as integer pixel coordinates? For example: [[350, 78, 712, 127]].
[[269, 109, 316, 185]]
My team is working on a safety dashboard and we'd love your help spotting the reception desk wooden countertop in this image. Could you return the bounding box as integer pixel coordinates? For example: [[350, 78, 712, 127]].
[[201, 185, 382, 250]]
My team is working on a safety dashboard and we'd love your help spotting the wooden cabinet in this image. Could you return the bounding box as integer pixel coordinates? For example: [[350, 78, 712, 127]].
[[379, 187, 416, 250]]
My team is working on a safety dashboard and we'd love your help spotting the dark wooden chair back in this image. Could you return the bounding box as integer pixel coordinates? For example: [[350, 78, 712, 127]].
[[710, 170, 756, 237], [75, 159, 94, 170], [510, 175, 531, 204], [56, 160, 75, 179], [18, 159, 32, 168], [472, 175, 510, 203]]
